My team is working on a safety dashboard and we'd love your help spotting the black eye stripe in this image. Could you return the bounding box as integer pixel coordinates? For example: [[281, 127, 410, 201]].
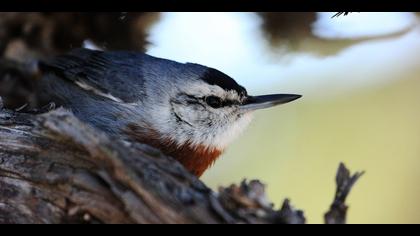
[[180, 93, 239, 109], [179, 93, 207, 108], [222, 100, 238, 106], [185, 94, 198, 100]]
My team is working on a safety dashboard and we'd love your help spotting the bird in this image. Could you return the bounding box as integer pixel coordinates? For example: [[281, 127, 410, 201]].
[[37, 48, 301, 177]]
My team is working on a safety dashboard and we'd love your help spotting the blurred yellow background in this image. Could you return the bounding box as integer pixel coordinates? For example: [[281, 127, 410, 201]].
[[145, 12, 420, 223]]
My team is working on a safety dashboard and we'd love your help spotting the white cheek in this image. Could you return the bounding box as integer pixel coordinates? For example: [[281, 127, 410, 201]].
[[206, 112, 254, 150], [174, 106, 197, 125], [150, 103, 203, 147], [158, 108, 253, 151]]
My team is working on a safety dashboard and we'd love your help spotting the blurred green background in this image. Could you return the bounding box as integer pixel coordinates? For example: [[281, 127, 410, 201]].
[[143, 12, 420, 224]]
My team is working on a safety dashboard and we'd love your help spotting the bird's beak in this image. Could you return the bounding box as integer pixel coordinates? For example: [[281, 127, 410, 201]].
[[240, 94, 302, 112]]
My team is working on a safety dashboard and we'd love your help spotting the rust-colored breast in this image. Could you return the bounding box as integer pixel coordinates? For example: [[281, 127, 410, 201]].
[[164, 143, 222, 177], [125, 124, 223, 177]]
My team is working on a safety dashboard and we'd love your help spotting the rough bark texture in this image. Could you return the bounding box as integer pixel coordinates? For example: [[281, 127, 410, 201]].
[[0, 102, 362, 224]]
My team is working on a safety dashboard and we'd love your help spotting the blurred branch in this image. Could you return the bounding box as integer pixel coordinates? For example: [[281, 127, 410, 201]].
[[325, 163, 365, 224], [332, 12, 352, 18]]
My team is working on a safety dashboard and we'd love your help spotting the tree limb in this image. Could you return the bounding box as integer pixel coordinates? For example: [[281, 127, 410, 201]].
[[0, 104, 362, 224]]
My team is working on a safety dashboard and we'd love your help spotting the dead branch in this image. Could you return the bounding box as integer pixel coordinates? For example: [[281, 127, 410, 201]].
[[0, 105, 362, 223]]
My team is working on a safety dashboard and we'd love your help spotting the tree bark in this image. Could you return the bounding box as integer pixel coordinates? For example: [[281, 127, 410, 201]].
[[0, 101, 363, 224]]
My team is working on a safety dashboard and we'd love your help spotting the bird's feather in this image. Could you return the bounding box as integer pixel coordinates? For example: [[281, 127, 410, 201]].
[[39, 48, 149, 103]]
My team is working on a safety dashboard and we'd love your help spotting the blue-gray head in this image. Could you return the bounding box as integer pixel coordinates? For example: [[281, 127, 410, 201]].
[[135, 60, 301, 153]]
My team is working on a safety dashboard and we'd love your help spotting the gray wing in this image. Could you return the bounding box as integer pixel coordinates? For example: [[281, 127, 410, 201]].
[[39, 48, 147, 103]]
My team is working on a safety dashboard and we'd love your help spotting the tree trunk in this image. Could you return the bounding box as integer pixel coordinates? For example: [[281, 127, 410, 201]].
[[0, 101, 363, 224]]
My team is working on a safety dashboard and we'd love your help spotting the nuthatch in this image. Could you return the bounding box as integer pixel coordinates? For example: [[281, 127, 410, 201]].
[[38, 48, 301, 177]]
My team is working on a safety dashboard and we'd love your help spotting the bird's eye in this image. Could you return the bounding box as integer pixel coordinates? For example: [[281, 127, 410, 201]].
[[205, 96, 223, 108]]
